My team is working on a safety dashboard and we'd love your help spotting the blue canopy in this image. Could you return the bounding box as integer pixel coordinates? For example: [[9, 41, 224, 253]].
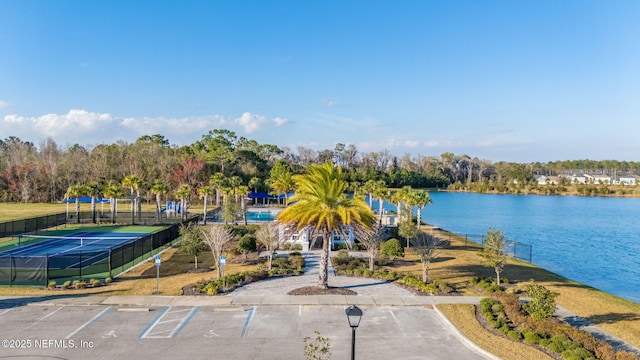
[[248, 192, 276, 199], [63, 196, 109, 203]]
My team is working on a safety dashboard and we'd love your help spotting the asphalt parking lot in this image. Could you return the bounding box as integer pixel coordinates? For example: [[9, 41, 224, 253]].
[[0, 304, 493, 360]]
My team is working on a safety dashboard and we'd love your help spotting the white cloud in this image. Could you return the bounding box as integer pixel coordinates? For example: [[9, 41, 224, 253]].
[[1, 109, 289, 145], [234, 112, 266, 133], [0, 100, 11, 109], [273, 117, 288, 126]]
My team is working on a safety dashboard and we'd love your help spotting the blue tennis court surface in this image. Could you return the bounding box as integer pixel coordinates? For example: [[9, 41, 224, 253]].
[[0, 231, 146, 257]]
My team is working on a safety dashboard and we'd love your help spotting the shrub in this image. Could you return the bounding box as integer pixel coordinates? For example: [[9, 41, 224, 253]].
[[72, 280, 86, 289], [237, 234, 257, 257], [293, 244, 302, 251], [89, 278, 101, 287], [561, 347, 595, 360], [507, 330, 522, 340], [522, 328, 544, 345], [381, 238, 404, 260], [105, 277, 113, 284], [336, 249, 349, 259], [288, 255, 305, 270], [61, 280, 72, 289], [47, 280, 57, 289], [522, 280, 558, 320]]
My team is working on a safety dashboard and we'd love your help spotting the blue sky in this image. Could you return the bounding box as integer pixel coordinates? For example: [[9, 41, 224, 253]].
[[1, 1, 639, 162]]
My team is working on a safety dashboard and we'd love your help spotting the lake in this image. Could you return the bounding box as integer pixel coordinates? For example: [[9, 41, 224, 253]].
[[371, 192, 640, 303]]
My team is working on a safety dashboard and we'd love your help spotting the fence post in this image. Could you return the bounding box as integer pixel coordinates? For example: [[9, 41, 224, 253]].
[[79, 251, 82, 280], [45, 253, 49, 286], [9, 254, 13, 287]]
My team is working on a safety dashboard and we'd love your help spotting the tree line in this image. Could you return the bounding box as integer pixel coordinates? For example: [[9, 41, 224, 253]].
[[2, 129, 640, 204]]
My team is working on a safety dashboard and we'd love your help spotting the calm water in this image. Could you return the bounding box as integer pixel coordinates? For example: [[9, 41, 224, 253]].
[[372, 192, 640, 303]]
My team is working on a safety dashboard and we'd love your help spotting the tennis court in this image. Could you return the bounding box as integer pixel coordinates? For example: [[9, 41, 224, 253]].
[[3, 231, 144, 257], [0, 225, 184, 286]]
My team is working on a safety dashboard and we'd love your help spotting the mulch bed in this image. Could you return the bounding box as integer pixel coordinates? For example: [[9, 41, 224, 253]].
[[287, 286, 358, 296]]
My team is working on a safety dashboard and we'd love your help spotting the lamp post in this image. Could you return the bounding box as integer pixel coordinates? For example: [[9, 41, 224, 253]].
[[345, 305, 363, 360]]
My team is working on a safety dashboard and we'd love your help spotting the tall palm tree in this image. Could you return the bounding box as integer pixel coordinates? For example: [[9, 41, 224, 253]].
[[175, 184, 192, 221], [228, 175, 243, 202], [122, 174, 143, 224], [197, 184, 214, 224], [361, 179, 378, 209], [373, 183, 390, 223], [150, 180, 169, 223], [410, 189, 432, 230], [277, 162, 375, 289], [103, 181, 123, 224], [209, 172, 226, 208], [236, 185, 250, 225], [65, 184, 86, 223], [85, 181, 102, 224]]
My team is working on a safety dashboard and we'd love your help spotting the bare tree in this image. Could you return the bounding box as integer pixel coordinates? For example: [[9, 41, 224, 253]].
[[255, 222, 282, 270], [201, 224, 236, 279], [354, 222, 387, 271], [411, 232, 448, 283]]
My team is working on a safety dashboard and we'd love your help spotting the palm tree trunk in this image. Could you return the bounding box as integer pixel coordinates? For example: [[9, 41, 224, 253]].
[[318, 232, 330, 289], [156, 194, 162, 223], [91, 197, 96, 224], [111, 197, 116, 224], [202, 195, 208, 225], [137, 191, 142, 223], [75, 199, 80, 223]]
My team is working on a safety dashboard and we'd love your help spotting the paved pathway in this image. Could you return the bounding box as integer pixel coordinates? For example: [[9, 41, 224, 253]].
[[230, 251, 414, 297]]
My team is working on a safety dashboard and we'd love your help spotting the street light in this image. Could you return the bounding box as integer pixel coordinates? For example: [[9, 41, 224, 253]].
[[345, 305, 363, 360]]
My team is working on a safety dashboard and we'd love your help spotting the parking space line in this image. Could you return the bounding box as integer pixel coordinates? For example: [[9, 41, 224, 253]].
[[24, 307, 63, 330], [138, 306, 170, 339], [241, 306, 255, 338], [66, 306, 114, 339], [0, 306, 16, 317], [139, 306, 200, 339], [388, 308, 408, 338], [169, 306, 200, 338]]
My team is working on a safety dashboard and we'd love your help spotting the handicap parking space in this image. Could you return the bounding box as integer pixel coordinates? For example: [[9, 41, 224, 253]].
[[176, 306, 252, 339], [73, 306, 169, 340]]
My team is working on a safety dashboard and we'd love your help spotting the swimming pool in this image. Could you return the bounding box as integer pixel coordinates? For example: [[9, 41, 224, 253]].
[[245, 211, 276, 221]]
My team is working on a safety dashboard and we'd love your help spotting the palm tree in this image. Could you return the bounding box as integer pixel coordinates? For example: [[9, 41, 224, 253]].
[[373, 184, 390, 223], [65, 184, 85, 223], [277, 162, 375, 289], [361, 179, 378, 209], [228, 175, 243, 202], [150, 180, 169, 223], [103, 181, 123, 224], [236, 185, 250, 225], [210, 172, 226, 208], [85, 181, 102, 224], [270, 170, 295, 206], [411, 189, 432, 230], [175, 184, 192, 221], [122, 174, 143, 224], [197, 184, 214, 224]]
